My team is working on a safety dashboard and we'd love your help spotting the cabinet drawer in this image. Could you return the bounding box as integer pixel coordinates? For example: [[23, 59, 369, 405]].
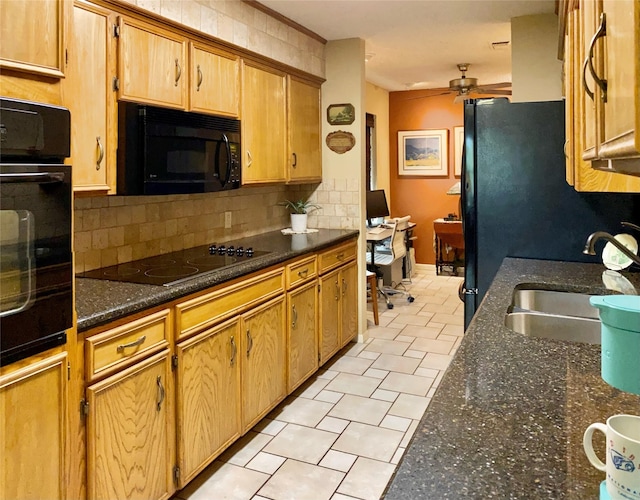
[[176, 268, 284, 339], [286, 255, 317, 289], [85, 309, 171, 381], [318, 240, 357, 274]]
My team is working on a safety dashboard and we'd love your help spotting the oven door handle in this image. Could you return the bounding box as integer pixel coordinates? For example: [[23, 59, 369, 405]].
[[0, 172, 65, 184], [219, 133, 231, 188]]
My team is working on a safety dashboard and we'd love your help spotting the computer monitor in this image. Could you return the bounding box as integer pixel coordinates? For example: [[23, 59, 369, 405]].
[[366, 189, 390, 226]]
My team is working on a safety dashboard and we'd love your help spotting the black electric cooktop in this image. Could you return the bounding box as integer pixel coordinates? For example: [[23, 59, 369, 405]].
[[79, 243, 270, 286]]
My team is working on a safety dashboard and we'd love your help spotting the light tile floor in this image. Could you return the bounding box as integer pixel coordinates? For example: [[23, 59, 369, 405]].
[[172, 265, 464, 500]]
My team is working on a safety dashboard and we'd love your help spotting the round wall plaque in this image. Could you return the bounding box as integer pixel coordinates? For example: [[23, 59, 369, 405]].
[[326, 130, 356, 154]]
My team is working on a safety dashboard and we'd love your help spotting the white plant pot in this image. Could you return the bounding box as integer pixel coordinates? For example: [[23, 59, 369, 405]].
[[290, 213, 307, 232]]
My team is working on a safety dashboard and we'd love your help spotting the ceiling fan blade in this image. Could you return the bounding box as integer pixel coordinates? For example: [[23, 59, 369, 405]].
[[403, 91, 453, 100], [476, 88, 512, 95], [477, 81, 511, 90]]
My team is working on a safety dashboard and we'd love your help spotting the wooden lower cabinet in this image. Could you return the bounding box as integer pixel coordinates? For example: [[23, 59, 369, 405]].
[[319, 260, 358, 365], [241, 296, 286, 431], [86, 349, 174, 500], [1, 352, 68, 500], [287, 280, 319, 392], [175, 318, 241, 487]]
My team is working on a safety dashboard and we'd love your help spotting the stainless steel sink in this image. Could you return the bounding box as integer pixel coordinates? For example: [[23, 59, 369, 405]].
[[505, 310, 601, 344], [505, 286, 602, 344], [511, 288, 599, 319]]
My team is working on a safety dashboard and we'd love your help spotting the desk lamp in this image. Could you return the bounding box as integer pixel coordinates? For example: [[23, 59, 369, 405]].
[[446, 181, 461, 220]]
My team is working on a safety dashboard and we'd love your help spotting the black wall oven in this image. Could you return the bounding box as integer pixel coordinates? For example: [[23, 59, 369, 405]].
[[0, 97, 73, 366]]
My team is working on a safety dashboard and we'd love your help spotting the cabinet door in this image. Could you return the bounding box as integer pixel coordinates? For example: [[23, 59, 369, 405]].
[[1, 352, 68, 500], [0, 0, 66, 78], [86, 350, 174, 500], [175, 318, 241, 487], [241, 63, 287, 184], [340, 262, 358, 347], [599, 0, 640, 159], [241, 296, 286, 431], [118, 17, 187, 109], [288, 77, 322, 183], [287, 280, 318, 392], [319, 268, 341, 365], [580, 0, 603, 161], [190, 43, 239, 117], [64, 0, 117, 194]]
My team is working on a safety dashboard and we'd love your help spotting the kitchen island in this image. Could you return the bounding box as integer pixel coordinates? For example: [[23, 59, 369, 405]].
[[76, 228, 358, 332], [384, 257, 640, 499]]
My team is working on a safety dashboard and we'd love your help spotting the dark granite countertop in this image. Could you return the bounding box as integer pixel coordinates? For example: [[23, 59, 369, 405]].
[[76, 229, 358, 332], [384, 257, 640, 500]]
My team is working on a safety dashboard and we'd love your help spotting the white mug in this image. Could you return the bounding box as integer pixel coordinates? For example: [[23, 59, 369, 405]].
[[583, 414, 640, 500]]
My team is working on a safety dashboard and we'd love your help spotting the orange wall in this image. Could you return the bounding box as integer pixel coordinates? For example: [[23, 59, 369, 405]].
[[389, 89, 463, 264]]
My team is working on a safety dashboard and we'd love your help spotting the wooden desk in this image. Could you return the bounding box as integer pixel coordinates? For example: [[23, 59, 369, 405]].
[[434, 218, 464, 276]]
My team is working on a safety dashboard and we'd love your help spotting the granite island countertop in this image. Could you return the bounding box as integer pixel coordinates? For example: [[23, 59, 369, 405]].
[[384, 257, 640, 500], [76, 228, 358, 332]]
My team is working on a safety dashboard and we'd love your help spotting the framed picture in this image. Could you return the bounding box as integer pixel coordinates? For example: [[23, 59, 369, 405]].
[[327, 103, 355, 125], [397, 129, 448, 177], [453, 126, 464, 177]]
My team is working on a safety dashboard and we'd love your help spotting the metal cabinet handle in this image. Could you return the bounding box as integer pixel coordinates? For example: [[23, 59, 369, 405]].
[[292, 152, 297, 168], [0, 172, 64, 184], [563, 139, 569, 159], [582, 56, 595, 101], [246, 329, 253, 357], [116, 335, 146, 353], [156, 375, 165, 412], [342, 278, 347, 297], [292, 304, 298, 329], [96, 136, 104, 171], [586, 12, 607, 103], [334, 280, 340, 301], [246, 149, 253, 167], [297, 268, 309, 278], [196, 64, 203, 91], [336, 253, 345, 261], [230, 335, 237, 366], [175, 58, 182, 86]]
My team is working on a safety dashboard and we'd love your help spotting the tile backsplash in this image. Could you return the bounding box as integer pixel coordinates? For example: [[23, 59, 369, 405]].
[[75, 185, 307, 273], [74, 180, 357, 273]]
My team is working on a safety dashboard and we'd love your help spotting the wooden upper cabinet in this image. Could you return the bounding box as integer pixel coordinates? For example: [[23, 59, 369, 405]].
[[564, 0, 640, 192], [598, 0, 640, 159], [0, 0, 67, 78], [64, 0, 117, 194], [189, 43, 239, 117], [288, 77, 322, 183], [241, 62, 287, 184], [117, 16, 187, 109]]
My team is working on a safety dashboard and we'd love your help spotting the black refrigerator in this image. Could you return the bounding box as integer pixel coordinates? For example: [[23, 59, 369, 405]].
[[461, 98, 640, 328]]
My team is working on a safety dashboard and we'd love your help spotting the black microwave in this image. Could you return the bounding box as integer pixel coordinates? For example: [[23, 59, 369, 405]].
[[117, 103, 241, 195]]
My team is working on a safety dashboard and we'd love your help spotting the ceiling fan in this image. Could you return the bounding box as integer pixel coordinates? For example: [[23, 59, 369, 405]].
[[406, 63, 512, 103]]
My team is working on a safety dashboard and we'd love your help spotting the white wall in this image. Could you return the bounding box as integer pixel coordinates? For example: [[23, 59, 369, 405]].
[[511, 13, 563, 102], [308, 38, 370, 340]]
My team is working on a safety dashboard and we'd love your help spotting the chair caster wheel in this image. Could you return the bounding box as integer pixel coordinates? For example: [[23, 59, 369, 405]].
[[407, 296, 415, 303], [387, 303, 394, 309]]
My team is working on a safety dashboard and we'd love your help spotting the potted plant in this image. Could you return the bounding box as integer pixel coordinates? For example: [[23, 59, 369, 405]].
[[279, 198, 320, 232]]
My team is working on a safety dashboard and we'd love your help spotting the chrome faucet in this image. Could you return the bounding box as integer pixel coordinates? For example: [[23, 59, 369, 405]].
[[583, 229, 640, 267]]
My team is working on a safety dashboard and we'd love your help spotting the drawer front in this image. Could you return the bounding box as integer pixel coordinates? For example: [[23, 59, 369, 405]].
[[285, 255, 317, 290], [176, 267, 284, 339], [86, 309, 171, 381], [318, 240, 357, 274]]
